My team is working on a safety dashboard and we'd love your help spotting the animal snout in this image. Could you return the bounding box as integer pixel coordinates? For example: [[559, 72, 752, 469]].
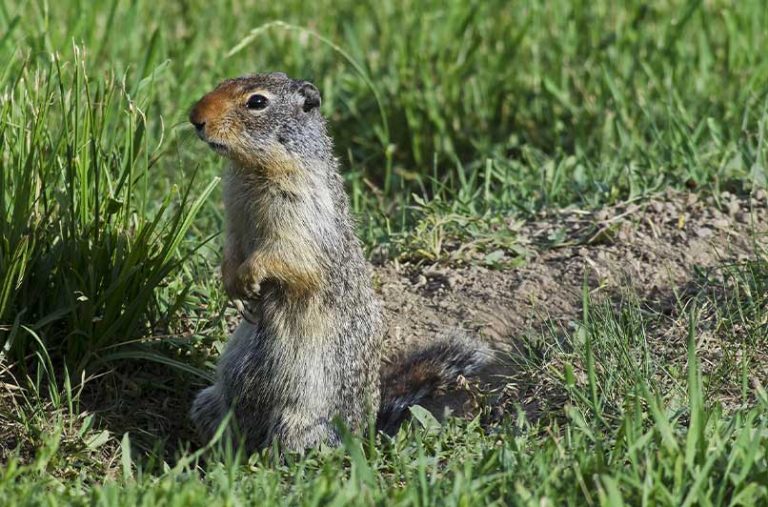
[[189, 107, 206, 135]]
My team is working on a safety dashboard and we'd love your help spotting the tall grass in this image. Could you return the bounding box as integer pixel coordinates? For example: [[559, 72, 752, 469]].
[[5, 0, 767, 208], [0, 52, 216, 372]]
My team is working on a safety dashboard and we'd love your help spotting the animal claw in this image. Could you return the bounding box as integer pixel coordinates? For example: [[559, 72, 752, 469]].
[[233, 298, 259, 324]]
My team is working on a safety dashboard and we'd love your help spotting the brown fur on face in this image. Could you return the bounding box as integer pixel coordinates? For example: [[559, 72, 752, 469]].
[[189, 82, 273, 168], [188, 73, 315, 176], [189, 81, 247, 143]]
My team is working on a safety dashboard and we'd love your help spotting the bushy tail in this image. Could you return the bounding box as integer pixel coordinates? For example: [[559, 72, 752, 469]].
[[376, 331, 492, 435]]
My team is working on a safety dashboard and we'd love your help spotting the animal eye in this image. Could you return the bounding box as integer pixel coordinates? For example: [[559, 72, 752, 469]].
[[246, 94, 269, 110]]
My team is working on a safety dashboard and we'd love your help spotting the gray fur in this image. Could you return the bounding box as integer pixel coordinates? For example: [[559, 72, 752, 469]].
[[189, 73, 488, 453]]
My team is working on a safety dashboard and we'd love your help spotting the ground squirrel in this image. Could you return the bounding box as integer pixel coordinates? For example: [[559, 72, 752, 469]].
[[188, 72, 491, 452]]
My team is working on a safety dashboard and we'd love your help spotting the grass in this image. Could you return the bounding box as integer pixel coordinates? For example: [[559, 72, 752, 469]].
[[4, 255, 768, 505], [2, 0, 768, 504]]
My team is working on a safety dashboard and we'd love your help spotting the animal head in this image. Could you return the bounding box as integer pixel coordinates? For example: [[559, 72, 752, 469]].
[[189, 72, 325, 169]]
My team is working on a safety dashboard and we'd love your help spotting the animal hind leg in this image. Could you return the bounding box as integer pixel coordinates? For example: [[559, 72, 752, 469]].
[[273, 414, 339, 452], [190, 384, 228, 443]]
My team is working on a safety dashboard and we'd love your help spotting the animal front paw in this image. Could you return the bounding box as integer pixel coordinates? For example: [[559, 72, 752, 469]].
[[235, 264, 263, 301], [230, 271, 262, 323], [222, 260, 263, 323], [223, 263, 262, 300], [231, 298, 259, 324]]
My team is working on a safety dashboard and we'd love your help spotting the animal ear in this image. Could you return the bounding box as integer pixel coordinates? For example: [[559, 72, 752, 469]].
[[297, 81, 321, 112]]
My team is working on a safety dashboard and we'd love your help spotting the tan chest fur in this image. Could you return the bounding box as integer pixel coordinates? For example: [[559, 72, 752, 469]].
[[222, 158, 338, 339]]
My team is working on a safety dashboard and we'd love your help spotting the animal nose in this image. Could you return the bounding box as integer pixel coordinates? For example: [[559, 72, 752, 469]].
[[189, 105, 206, 133]]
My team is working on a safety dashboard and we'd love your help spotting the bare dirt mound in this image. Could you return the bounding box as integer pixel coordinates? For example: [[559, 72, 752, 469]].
[[375, 190, 768, 417]]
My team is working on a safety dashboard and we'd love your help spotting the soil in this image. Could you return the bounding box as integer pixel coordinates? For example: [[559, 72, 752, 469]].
[[378, 189, 768, 349], [374, 189, 768, 419]]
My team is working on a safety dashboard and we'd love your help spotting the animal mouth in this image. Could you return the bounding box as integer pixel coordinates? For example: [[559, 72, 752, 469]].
[[194, 128, 229, 155], [207, 141, 228, 154]]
